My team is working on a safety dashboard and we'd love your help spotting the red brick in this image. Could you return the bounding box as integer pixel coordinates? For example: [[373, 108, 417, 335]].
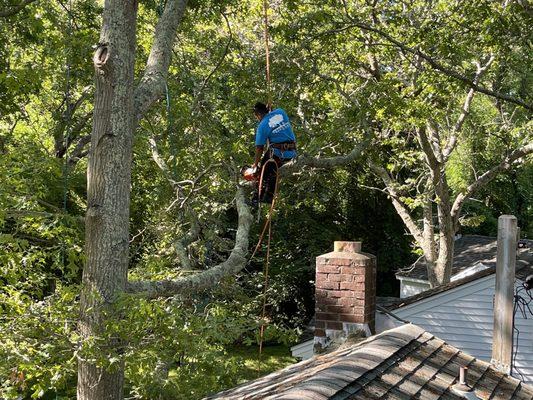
[[328, 290, 343, 298], [314, 328, 326, 337], [316, 295, 338, 306], [328, 273, 343, 282], [339, 298, 365, 307], [340, 281, 365, 291], [316, 265, 341, 274], [339, 274, 355, 282], [327, 305, 353, 314], [340, 266, 366, 275], [322, 257, 354, 266], [315, 303, 327, 312], [326, 321, 343, 330], [339, 314, 365, 323], [315, 273, 329, 284], [316, 312, 339, 321], [317, 281, 339, 290]]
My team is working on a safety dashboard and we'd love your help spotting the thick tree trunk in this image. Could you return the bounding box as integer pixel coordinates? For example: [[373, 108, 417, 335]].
[[77, 2, 138, 399], [421, 192, 439, 287], [434, 175, 455, 286]]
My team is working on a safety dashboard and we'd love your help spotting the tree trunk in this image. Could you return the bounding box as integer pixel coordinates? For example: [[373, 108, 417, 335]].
[[77, 2, 138, 399], [422, 191, 439, 287], [434, 175, 455, 285]]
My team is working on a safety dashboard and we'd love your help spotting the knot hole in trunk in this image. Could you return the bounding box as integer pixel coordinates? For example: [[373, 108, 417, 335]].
[[93, 44, 110, 70]]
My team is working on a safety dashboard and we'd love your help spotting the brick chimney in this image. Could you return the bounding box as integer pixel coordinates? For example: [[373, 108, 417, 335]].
[[314, 241, 377, 351]]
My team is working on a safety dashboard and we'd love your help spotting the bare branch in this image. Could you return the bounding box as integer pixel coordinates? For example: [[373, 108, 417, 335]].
[[134, 0, 188, 122], [126, 186, 252, 298], [0, 0, 38, 17], [451, 143, 533, 228], [148, 136, 179, 188]]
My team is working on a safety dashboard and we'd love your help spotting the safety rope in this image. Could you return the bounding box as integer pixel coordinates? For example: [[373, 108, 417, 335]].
[[156, 0, 178, 176], [262, 0, 272, 111], [253, 0, 279, 375], [250, 157, 281, 376], [62, 0, 73, 213], [60, 0, 73, 268]]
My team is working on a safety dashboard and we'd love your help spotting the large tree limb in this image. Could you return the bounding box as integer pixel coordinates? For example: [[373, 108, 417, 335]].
[[129, 135, 369, 298], [126, 186, 252, 298], [134, 0, 188, 122], [451, 143, 533, 228], [342, 20, 532, 111], [280, 137, 370, 176], [0, 0, 38, 17]]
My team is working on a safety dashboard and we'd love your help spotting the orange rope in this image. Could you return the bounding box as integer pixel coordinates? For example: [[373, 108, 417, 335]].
[[252, 157, 280, 376]]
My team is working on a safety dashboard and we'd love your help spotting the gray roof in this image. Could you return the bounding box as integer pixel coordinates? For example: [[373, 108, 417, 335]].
[[396, 235, 533, 281], [204, 324, 533, 399]]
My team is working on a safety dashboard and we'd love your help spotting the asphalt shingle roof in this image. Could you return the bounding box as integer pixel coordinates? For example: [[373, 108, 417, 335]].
[[205, 324, 533, 400], [396, 235, 532, 282]]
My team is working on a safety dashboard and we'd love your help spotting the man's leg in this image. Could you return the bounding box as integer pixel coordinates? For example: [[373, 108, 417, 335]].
[[260, 157, 283, 204]]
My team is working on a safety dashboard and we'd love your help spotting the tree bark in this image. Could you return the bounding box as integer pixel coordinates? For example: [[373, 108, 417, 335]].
[[77, 1, 138, 399]]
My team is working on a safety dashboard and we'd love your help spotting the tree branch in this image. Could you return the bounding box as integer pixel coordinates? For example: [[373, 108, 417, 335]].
[[280, 137, 370, 176], [341, 20, 532, 111], [134, 0, 188, 122], [451, 143, 533, 228], [443, 55, 495, 160], [368, 161, 425, 245], [0, 0, 38, 17], [67, 134, 92, 167], [126, 186, 252, 298]]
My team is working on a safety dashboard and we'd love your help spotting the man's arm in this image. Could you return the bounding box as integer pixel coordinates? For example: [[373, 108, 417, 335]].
[[253, 145, 264, 169]]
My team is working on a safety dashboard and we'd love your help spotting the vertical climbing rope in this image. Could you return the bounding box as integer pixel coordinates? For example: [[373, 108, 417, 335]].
[[255, 158, 280, 376], [62, 0, 73, 213], [60, 0, 73, 268], [262, 0, 272, 111], [156, 0, 178, 176]]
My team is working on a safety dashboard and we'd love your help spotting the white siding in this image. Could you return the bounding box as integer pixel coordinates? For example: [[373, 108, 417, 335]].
[[395, 275, 533, 385]]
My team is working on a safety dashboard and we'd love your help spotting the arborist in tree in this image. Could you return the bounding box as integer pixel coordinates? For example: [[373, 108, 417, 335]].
[[244, 102, 297, 206]]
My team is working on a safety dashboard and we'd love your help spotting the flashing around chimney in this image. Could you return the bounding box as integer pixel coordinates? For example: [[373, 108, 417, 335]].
[[314, 241, 376, 354]]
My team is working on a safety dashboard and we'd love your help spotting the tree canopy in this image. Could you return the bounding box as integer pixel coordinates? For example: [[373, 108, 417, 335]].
[[0, 0, 531, 398]]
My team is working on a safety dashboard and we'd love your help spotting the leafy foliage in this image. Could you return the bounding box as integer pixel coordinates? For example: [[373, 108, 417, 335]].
[[0, 0, 531, 398]]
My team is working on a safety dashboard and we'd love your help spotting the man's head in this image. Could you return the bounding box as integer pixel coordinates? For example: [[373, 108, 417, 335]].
[[253, 102, 269, 120]]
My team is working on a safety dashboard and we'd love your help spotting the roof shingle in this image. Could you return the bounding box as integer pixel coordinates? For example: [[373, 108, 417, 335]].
[[205, 324, 533, 400]]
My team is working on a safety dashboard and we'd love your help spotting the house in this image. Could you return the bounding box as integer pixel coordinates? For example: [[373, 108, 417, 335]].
[[206, 323, 533, 399], [289, 231, 533, 387], [386, 243, 533, 385], [396, 235, 532, 298], [206, 235, 533, 399]]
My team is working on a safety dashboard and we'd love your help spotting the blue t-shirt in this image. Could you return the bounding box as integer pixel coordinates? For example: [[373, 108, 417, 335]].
[[255, 108, 296, 159]]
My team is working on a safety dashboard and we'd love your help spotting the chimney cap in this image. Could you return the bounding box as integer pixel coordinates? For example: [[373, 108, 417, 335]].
[[334, 241, 362, 253]]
